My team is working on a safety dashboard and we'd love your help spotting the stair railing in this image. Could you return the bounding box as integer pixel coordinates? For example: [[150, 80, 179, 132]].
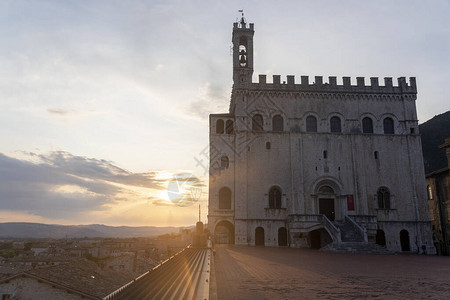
[[345, 215, 368, 242], [322, 215, 341, 243]]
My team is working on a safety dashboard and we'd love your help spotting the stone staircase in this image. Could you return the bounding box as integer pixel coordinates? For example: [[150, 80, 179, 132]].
[[320, 217, 393, 255], [335, 218, 364, 242]]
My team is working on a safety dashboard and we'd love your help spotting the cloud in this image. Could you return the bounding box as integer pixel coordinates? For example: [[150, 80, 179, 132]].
[[47, 107, 100, 118], [47, 107, 74, 116], [184, 82, 230, 120], [36, 151, 166, 190], [0, 151, 187, 220], [152, 199, 175, 207]]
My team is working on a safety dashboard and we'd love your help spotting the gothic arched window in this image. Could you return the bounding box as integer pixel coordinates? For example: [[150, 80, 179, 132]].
[[362, 117, 373, 133], [306, 116, 317, 132], [269, 186, 282, 209], [377, 187, 390, 209], [383, 117, 394, 134], [252, 114, 263, 131], [272, 115, 284, 132], [330, 116, 341, 133]]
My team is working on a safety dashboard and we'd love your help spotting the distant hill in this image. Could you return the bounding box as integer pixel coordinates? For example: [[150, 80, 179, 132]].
[[0, 222, 181, 239], [420, 111, 450, 174]]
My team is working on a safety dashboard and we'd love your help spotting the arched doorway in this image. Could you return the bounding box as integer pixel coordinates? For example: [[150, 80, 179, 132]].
[[318, 186, 336, 221], [255, 227, 265, 246], [214, 221, 235, 244], [309, 229, 332, 249], [278, 227, 288, 246], [376, 229, 386, 246], [400, 230, 410, 251]]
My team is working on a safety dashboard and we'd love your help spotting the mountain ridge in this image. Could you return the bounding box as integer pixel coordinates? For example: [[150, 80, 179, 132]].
[[419, 111, 450, 174], [0, 222, 181, 239]]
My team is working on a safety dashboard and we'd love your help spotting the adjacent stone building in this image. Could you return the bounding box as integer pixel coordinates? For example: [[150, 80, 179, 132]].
[[208, 16, 435, 254], [426, 138, 450, 255]]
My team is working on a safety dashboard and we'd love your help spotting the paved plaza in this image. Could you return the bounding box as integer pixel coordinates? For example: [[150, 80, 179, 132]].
[[211, 245, 450, 299]]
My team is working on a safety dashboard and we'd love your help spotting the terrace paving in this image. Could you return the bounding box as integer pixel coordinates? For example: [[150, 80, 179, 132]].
[[212, 244, 450, 299]]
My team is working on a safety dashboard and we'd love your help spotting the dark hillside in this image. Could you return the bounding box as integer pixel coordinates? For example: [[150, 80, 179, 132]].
[[420, 111, 450, 174]]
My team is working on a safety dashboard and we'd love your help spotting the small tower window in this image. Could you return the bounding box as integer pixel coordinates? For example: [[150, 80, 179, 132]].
[[362, 117, 373, 133], [216, 119, 224, 134], [226, 120, 234, 134], [374, 151, 379, 159], [252, 114, 264, 131], [323, 150, 328, 159], [306, 116, 317, 132], [221, 156, 229, 169], [266, 142, 271, 150], [272, 115, 284, 132]]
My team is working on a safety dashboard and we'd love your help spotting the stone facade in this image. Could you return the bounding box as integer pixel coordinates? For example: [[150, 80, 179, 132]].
[[208, 17, 435, 254], [426, 138, 450, 255]]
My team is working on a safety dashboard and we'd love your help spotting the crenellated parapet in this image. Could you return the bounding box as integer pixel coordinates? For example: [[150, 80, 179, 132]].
[[233, 21, 254, 30], [237, 75, 417, 94]]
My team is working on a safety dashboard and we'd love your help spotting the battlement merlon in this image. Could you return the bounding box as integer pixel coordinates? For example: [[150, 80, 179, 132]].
[[233, 22, 254, 30], [235, 75, 417, 94]]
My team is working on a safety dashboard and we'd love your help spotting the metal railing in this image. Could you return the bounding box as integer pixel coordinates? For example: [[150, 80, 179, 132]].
[[103, 246, 211, 300]]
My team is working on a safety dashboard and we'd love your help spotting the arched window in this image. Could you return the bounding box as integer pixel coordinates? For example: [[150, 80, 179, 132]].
[[330, 116, 341, 133], [306, 116, 317, 132], [272, 115, 284, 132], [269, 186, 282, 209], [252, 114, 263, 131], [216, 119, 224, 134], [377, 187, 390, 209], [319, 185, 334, 195], [220, 156, 229, 169], [226, 120, 234, 134], [219, 187, 231, 209], [239, 37, 248, 67], [383, 117, 394, 134], [362, 117, 373, 133]]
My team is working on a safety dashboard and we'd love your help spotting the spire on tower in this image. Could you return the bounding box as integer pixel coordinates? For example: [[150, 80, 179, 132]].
[[238, 9, 246, 27]]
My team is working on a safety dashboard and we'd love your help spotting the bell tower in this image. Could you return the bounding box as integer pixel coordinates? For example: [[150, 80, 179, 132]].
[[232, 12, 254, 85]]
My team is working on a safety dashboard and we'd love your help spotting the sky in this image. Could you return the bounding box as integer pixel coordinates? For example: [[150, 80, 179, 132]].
[[0, 0, 449, 227]]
